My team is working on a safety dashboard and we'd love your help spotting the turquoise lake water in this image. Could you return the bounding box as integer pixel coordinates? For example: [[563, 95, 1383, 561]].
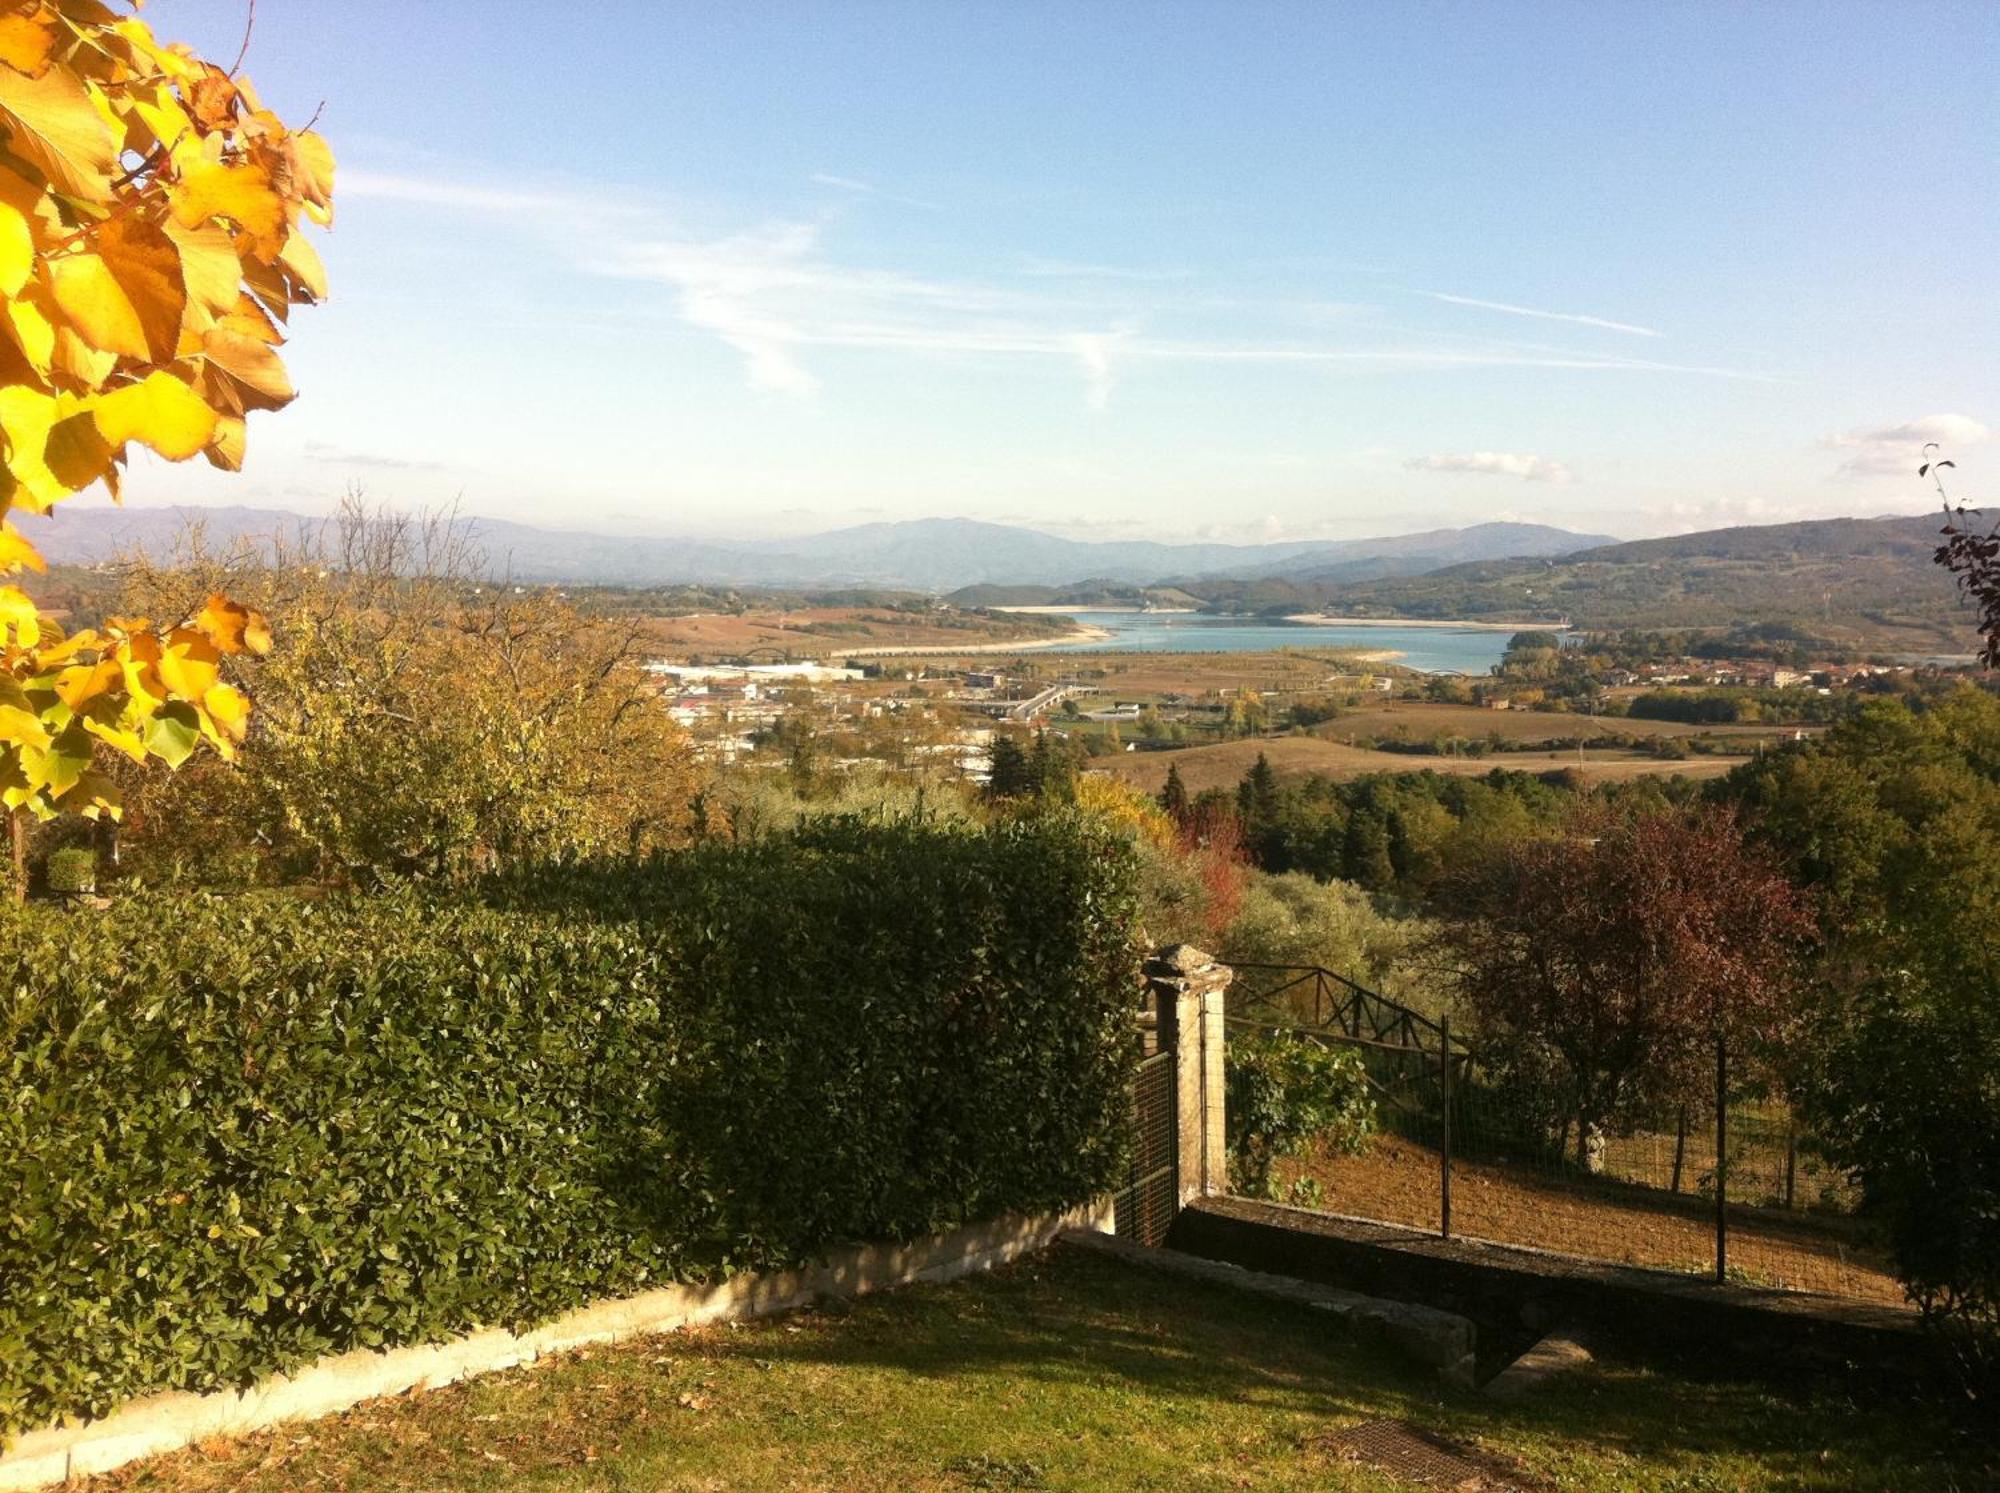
[[1037, 611, 1512, 675]]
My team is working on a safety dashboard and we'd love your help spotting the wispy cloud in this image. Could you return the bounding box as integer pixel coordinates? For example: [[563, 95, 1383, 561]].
[[811, 173, 875, 193], [350, 166, 1771, 405], [1423, 291, 1661, 339], [340, 170, 580, 217], [1406, 451, 1574, 483], [1822, 412, 1992, 477], [1065, 331, 1130, 411]]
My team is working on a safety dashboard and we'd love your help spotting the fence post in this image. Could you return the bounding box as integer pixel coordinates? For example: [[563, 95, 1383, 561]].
[[1145, 945, 1233, 1204], [1439, 1014, 1453, 1241], [1714, 1030, 1728, 1284]]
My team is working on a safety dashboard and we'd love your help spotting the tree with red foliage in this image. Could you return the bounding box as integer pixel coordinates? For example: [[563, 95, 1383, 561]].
[[1177, 797, 1249, 944], [1433, 805, 1817, 1164]]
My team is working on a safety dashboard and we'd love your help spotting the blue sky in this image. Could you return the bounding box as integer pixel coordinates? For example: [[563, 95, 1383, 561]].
[[130, 1, 1999, 543]]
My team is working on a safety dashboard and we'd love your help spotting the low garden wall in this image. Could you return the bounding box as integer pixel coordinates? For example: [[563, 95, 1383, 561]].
[[0, 1200, 1113, 1490], [0, 818, 1142, 1455]]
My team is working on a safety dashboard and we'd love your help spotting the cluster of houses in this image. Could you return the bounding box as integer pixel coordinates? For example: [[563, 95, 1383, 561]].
[[1599, 660, 1908, 692]]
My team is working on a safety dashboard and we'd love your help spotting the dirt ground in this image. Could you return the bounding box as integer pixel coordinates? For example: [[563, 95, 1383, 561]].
[[1275, 1135, 1902, 1304], [1098, 734, 1741, 795]]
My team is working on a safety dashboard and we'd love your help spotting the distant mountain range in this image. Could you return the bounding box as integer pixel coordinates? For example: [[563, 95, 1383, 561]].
[[26, 506, 1615, 591]]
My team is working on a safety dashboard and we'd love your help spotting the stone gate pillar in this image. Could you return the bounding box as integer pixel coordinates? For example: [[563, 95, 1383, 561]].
[[1145, 944, 1232, 1203]]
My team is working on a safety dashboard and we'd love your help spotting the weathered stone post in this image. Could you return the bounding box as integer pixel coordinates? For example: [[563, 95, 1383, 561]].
[[1146, 944, 1232, 1204]]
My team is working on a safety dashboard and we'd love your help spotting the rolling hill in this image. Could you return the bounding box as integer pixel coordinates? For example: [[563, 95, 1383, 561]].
[[1281, 511, 1974, 651]]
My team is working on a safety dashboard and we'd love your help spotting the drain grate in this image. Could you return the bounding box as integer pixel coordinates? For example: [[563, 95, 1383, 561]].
[[1315, 1419, 1532, 1490]]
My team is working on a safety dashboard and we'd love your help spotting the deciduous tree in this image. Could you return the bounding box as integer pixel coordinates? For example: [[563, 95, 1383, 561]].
[[0, 2, 332, 876], [1433, 805, 1816, 1163]]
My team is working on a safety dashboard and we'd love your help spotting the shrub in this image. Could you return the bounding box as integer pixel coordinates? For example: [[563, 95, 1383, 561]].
[[1222, 872, 1441, 1018], [1225, 1031, 1376, 1199], [0, 817, 1140, 1439], [42, 848, 96, 896]]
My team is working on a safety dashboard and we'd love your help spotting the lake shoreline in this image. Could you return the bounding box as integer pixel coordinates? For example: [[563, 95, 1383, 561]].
[[1280, 614, 1558, 632], [844, 622, 1115, 657], [993, 605, 1198, 615]]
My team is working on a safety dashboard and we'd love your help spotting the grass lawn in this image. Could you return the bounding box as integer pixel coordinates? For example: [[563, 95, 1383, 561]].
[[96, 1246, 1989, 1492]]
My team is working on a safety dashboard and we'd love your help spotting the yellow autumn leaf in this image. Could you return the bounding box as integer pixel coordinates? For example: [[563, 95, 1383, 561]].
[[3, 288, 54, 373], [92, 372, 220, 460], [203, 412, 245, 471], [278, 227, 327, 301], [94, 214, 190, 363], [192, 592, 272, 655], [49, 320, 116, 384], [47, 252, 148, 360], [202, 323, 293, 411], [0, 8, 58, 78], [0, 200, 29, 297], [0, 57, 117, 199], [289, 130, 336, 225], [0, 519, 46, 574], [43, 408, 113, 492], [157, 627, 222, 700], [203, 680, 250, 741], [0, 583, 40, 648], [162, 218, 242, 317], [0, 382, 65, 510], [54, 655, 119, 711], [169, 159, 287, 247]]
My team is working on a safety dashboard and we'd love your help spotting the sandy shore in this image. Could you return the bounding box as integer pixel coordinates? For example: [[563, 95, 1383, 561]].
[[1281, 614, 1560, 632], [844, 623, 1114, 657]]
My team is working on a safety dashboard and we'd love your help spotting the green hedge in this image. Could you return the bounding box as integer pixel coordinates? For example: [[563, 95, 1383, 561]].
[[0, 816, 1140, 1438]]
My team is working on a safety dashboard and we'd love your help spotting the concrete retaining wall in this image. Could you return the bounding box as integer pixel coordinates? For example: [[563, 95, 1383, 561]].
[[1170, 1195, 1932, 1384], [0, 1199, 1113, 1492], [1060, 1228, 1477, 1385]]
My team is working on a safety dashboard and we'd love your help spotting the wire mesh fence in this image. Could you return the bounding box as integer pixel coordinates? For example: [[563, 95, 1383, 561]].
[[1224, 963, 1898, 1305]]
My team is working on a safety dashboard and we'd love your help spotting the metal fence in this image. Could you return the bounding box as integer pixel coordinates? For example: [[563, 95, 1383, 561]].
[[1224, 963, 1896, 1304], [1113, 993, 1179, 1247]]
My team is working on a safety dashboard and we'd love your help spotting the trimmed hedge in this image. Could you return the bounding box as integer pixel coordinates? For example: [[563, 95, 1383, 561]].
[[0, 816, 1140, 1438]]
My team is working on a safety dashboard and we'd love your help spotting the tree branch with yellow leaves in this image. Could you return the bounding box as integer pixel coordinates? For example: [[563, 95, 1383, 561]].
[[0, 0, 331, 885]]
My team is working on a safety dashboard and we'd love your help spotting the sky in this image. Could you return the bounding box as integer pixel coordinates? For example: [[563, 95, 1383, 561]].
[[121, 1, 2000, 544]]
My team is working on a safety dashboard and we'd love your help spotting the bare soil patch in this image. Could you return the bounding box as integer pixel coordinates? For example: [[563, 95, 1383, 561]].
[[1274, 1135, 1902, 1305]]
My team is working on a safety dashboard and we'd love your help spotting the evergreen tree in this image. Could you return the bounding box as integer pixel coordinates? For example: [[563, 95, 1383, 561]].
[[1030, 730, 1080, 801], [1242, 753, 1280, 826], [1160, 762, 1190, 820], [1342, 807, 1396, 889], [986, 733, 1034, 799]]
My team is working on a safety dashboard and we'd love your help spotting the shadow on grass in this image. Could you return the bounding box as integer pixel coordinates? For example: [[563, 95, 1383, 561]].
[[737, 1248, 1990, 1489]]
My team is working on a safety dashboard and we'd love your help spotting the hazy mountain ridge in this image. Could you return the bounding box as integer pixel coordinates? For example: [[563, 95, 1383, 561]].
[[28, 507, 1613, 591]]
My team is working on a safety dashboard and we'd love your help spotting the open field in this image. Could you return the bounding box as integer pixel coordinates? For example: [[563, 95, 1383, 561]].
[[1274, 1136, 1901, 1305], [1308, 701, 1807, 746], [635, 607, 1074, 660], [93, 1246, 1984, 1492], [1097, 735, 1740, 796]]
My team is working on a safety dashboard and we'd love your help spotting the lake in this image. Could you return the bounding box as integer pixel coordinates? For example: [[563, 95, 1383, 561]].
[[1037, 611, 1514, 675]]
